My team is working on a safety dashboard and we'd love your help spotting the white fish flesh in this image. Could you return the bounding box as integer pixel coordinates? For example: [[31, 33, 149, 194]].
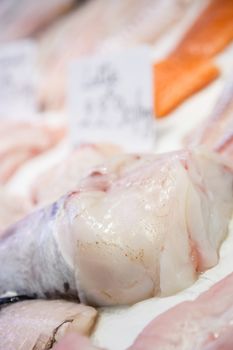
[[0, 148, 232, 306]]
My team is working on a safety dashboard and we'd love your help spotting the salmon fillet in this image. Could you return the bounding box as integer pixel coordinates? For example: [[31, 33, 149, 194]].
[[154, 55, 219, 117], [173, 0, 233, 58], [155, 0, 233, 118]]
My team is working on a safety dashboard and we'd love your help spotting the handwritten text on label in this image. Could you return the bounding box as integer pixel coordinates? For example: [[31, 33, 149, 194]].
[[68, 46, 156, 152]]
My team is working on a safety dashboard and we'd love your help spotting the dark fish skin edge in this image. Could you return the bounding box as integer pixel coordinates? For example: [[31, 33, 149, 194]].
[[0, 199, 79, 301], [0, 295, 34, 307]]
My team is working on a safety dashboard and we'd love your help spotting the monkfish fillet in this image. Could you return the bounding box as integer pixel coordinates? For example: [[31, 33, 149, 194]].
[[0, 121, 65, 184], [130, 271, 233, 350], [0, 299, 97, 350], [186, 76, 233, 158], [32, 143, 121, 206], [0, 0, 76, 42], [0, 148, 232, 306]]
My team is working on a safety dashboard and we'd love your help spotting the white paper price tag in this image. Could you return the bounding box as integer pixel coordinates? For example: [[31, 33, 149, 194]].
[[68, 46, 156, 152], [0, 40, 37, 119]]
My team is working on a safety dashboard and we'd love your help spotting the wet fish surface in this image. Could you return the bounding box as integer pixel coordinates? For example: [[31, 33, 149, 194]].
[[0, 149, 232, 306]]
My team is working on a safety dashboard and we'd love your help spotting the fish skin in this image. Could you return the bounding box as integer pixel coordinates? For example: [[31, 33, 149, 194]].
[[0, 201, 78, 300], [0, 149, 232, 306], [129, 271, 233, 350], [0, 299, 97, 350]]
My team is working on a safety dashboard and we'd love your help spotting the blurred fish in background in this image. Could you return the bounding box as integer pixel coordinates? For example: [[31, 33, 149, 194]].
[[0, 0, 80, 42], [37, 0, 195, 110]]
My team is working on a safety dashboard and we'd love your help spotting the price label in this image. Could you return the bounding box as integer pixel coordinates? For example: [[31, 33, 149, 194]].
[[0, 40, 38, 119], [68, 46, 156, 152]]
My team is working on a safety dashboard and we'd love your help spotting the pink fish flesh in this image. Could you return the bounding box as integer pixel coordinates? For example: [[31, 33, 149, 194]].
[[130, 270, 233, 349]]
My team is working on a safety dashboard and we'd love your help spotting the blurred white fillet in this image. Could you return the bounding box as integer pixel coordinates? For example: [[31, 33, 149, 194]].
[[0, 121, 66, 184], [0, 0, 77, 43], [31, 143, 121, 206]]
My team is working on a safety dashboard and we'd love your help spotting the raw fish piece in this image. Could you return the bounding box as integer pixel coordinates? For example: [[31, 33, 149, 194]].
[[173, 0, 233, 58], [0, 121, 66, 184], [155, 0, 233, 117], [0, 149, 232, 306], [0, 299, 97, 350], [186, 76, 233, 158], [0, 0, 76, 42], [129, 271, 233, 350], [32, 143, 121, 206], [38, 0, 193, 110], [154, 55, 219, 117]]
